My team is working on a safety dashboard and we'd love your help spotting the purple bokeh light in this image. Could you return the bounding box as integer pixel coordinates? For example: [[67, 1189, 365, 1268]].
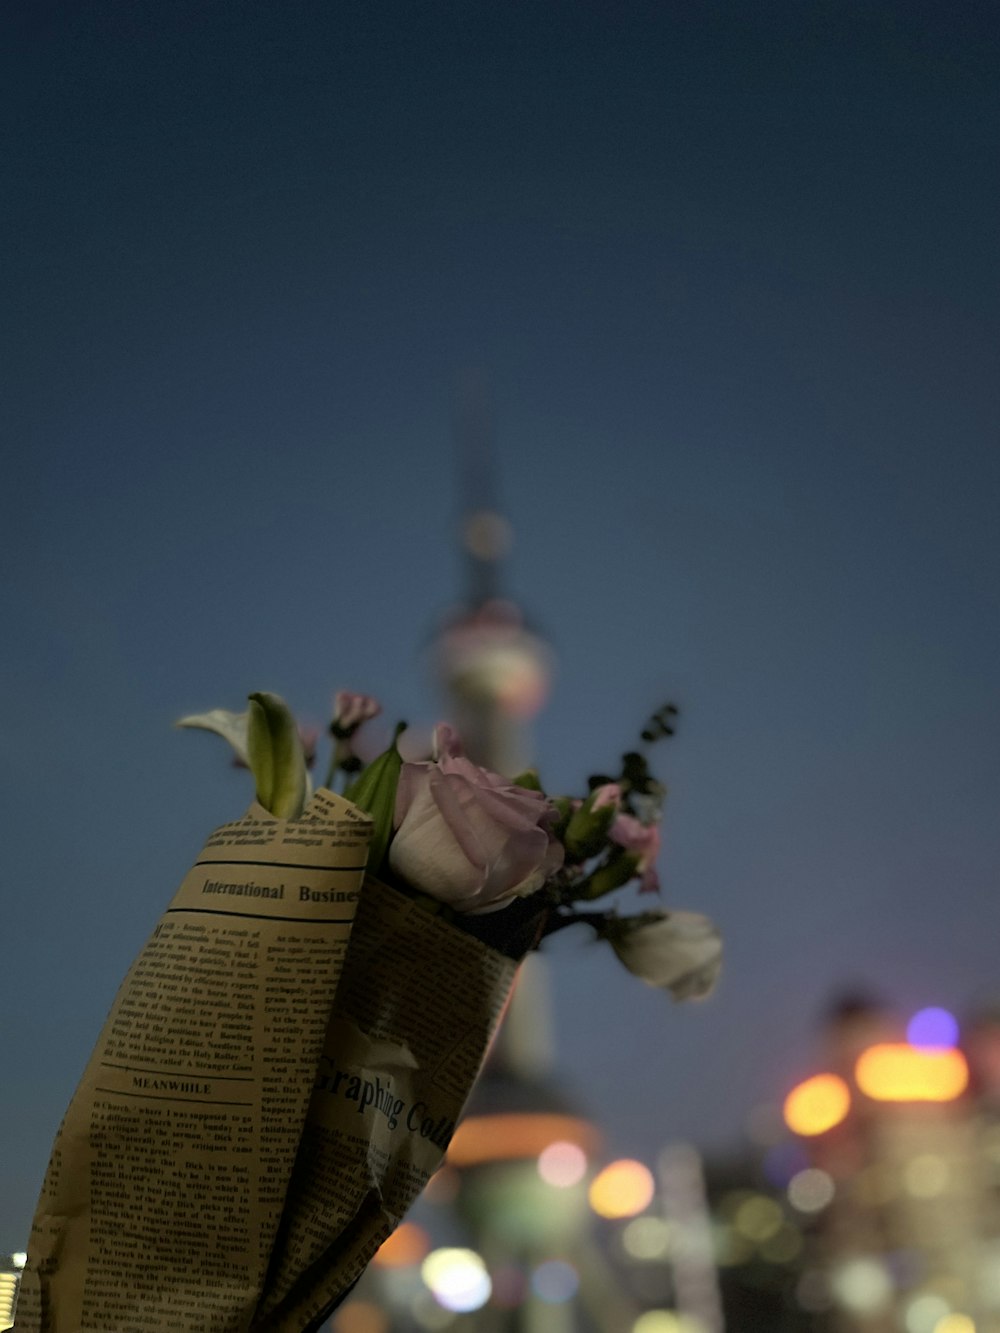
[[907, 1007, 960, 1050]]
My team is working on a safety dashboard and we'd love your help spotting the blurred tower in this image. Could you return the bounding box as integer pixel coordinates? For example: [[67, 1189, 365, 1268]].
[[433, 377, 553, 778], [430, 389, 611, 1331]]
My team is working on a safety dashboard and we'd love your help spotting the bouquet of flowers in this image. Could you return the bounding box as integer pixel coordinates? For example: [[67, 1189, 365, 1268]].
[[186, 691, 721, 989], [15, 690, 720, 1333]]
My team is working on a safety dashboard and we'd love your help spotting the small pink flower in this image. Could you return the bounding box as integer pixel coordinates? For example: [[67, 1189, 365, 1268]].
[[389, 739, 564, 913], [591, 783, 622, 812], [331, 690, 381, 737], [609, 813, 662, 893], [432, 722, 464, 760]]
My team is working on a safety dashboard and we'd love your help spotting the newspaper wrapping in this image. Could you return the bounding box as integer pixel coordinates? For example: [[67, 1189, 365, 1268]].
[[15, 789, 522, 1332]]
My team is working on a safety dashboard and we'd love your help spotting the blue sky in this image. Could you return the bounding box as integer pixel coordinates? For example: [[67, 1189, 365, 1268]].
[[2, 0, 999, 1244]]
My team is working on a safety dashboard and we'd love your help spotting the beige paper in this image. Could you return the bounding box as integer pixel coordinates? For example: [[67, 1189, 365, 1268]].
[[16, 788, 372, 1333]]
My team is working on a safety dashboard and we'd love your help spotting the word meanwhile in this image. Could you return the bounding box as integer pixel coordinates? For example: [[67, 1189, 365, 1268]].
[[132, 1076, 212, 1095], [200, 880, 359, 905], [314, 1059, 455, 1151]]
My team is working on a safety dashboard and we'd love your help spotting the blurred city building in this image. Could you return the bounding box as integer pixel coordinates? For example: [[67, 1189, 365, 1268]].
[[771, 995, 1000, 1333], [0, 1254, 25, 1332]]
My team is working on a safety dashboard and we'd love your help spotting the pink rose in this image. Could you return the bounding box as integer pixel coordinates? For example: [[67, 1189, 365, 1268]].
[[609, 813, 662, 893], [388, 732, 564, 913]]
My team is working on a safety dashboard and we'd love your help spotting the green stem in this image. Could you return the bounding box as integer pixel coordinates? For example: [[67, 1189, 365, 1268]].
[[539, 910, 607, 940]]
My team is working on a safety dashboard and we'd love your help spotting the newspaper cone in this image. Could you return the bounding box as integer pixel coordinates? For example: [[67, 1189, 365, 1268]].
[[15, 790, 372, 1333], [15, 795, 529, 1333]]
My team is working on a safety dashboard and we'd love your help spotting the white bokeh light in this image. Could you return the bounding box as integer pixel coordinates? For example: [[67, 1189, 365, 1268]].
[[421, 1249, 492, 1313], [537, 1140, 588, 1188]]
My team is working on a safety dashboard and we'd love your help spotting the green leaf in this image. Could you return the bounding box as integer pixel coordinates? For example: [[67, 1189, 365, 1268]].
[[175, 708, 250, 764], [564, 791, 618, 860], [343, 722, 406, 875], [550, 796, 573, 841], [247, 692, 307, 820], [511, 768, 543, 792], [578, 850, 640, 900]]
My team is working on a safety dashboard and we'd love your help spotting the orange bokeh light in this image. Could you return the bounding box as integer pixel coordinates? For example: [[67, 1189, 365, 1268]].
[[331, 1301, 389, 1333], [783, 1073, 851, 1136], [588, 1159, 655, 1219], [447, 1113, 599, 1166], [372, 1222, 430, 1269], [855, 1043, 969, 1102]]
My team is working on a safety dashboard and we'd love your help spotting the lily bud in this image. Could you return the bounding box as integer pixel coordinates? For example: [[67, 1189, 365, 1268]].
[[247, 692, 309, 820]]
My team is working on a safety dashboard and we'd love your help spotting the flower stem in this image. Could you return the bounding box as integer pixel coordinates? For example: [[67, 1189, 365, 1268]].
[[539, 910, 608, 940]]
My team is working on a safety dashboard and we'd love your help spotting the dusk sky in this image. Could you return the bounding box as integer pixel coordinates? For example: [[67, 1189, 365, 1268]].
[[3, 1, 999, 1246]]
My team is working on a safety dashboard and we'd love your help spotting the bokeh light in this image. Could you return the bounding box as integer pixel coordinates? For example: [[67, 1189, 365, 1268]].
[[538, 1141, 588, 1188], [908, 1007, 960, 1050], [787, 1167, 835, 1213], [632, 1313, 704, 1333], [531, 1260, 580, 1303], [830, 1258, 893, 1314], [933, 1316, 975, 1333], [905, 1293, 951, 1333], [331, 1302, 389, 1333], [373, 1222, 430, 1268], [734, 1195, 784, 1242], [856, 1044, 968, 1102], [783, 1073, 851, 1135], [622, 1215, 674, 1261], [588, 1159, 656, 1218], [421, 1249, 492, 1313], [447, 1112, 598, 1165]]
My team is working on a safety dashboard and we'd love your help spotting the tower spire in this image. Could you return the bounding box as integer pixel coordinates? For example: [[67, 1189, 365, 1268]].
[[454, 371, 510, 608], [437, 377, 552, 777]]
